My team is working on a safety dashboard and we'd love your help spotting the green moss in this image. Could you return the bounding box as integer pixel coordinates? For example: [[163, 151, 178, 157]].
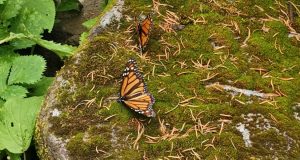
[[143, 140, 171, 157], [101, 102, 132, 122], [116, 149, 141, 159], [249, 33, 279, 60], [67, 133, 90, 157], [67, 132, 114, 159], [38, 0, 300, 159], [252, 129, 291, 157], [237, 0, 280, 18]]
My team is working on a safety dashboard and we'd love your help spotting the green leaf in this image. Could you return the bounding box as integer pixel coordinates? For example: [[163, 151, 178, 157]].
[[0, 99, 4, 108], [82, 17, 97, 30], [0, 22, 10, 39], [57, 0, 81, 12], [28, 77, 54, 96], [10, 0, 55, 33], [10, 38, 37, 50], [0, 96, 43, 153], [79, 32, 88, 44], [0, 33, 76, 58], [0, 45, 19, 63], [0, 62, 10, 93], [9, 0, 55, 49], [0, 0, 24, 20], [0, 32, 26, 44], [0, 141, 3, 151], [32, 38, 76, 58], [0, 0, 7, 4], [0, 85, 28, 100], [8, 55, 46, 85], [7, 152, 21, 160]]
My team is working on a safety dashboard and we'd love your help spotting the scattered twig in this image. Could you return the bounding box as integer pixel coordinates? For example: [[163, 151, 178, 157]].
[[241, 27, 251, 47], [133, 121, 145, 150]]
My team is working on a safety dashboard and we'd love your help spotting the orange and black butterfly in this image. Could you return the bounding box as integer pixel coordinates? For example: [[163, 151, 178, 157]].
[[117, 59, 156, 117], [136, 14, 153, 52]]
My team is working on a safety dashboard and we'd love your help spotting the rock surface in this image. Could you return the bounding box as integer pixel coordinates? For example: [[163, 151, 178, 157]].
[[36, 0, 300, 159]]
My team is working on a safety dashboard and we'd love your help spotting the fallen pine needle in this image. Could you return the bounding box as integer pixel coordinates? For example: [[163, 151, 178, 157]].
[[133, 121, 145, 150]]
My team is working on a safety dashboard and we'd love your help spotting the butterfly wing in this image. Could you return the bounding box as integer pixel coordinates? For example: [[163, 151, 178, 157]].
[[123, 93, 155, 117], [119, 59, 156, 117], [120, 59, 145, 97], [137, 15, 152, 52]]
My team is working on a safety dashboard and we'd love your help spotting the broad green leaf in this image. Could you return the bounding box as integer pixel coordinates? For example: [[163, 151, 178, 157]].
[[8, 55, 46, 85], [0, 32, 33, 49], [9, 0, 55, 49], [10, 0, 55, 33], [0, 32, 26, 44], [0, 99, 4, 108], [0, 62, 10, 93], [0, 0, 24, 20], [9, 9, 40, 49], [0, 138, 3, 151], [0, 33, 75, 57], [0, 0, 7, 4], [28, 77, 54, 96], [0, 22, 9, 39], [0, 45, 19, 63], [10, 38, 36, 50], [32, 38, 76, 58], [0, 97, 43, 153], [0, 85, 28, 100]]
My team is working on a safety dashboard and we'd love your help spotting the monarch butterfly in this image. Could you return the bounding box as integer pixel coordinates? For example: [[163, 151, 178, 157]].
[[117, 59, 156, 117], [136, 14, 153, 52]]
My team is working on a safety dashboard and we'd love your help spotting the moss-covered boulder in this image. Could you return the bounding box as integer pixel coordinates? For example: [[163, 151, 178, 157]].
[[36, 0, 300, 159]]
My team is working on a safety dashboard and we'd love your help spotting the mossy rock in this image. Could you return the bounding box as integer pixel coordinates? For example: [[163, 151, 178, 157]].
[[36, 0, 300, 159]]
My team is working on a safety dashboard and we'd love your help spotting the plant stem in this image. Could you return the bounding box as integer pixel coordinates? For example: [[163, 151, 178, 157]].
[[23, 152, 26, 160], [30, 45, 36, 55]]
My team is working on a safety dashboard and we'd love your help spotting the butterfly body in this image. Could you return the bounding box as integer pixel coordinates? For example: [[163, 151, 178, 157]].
[[118, 59, 156, 117], [137, 15, 153, 52]]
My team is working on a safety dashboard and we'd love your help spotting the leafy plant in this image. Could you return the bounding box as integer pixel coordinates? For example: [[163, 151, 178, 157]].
[[0, 48, 47, 96], [0, 33, 76, 58], [0, 0, 55, 48], [0, 47, 51, 158], [0, 0, 78, 159], [0, 0, 75, 56], [0, 97, 43, 153], [80, 17, 98, 44]]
